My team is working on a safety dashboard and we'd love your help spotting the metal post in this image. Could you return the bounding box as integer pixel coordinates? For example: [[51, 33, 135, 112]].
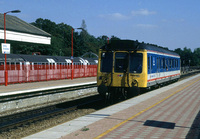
[[71, 28, 74, 80], [70, 27, 83, 80], [4, 13, 8, 86], [3, 10, 21, 86]]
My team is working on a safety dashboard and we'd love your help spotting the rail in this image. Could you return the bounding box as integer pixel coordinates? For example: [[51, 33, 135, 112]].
[[0, 95, 102, 137]]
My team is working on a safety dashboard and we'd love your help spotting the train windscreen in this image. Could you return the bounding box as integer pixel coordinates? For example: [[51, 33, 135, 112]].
[[100, 52, 113, 72], [129, 53, 143, 73], [114, 52, 129, 72]]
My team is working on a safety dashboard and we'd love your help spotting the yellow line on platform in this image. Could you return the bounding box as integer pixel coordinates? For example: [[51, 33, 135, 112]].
[[94, 78, 200, 139]]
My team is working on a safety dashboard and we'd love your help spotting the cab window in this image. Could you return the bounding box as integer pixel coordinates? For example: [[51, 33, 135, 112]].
[[100, 52, 113, 72], [114, 52, 128, 72], [129, 53, 143, 73]]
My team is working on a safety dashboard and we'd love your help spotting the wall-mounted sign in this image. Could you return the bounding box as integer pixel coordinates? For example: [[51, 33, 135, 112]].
[[1, 43, 10, 54]]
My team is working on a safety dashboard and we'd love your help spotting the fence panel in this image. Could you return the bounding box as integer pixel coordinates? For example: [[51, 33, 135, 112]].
[[0, 64, 97, 85]]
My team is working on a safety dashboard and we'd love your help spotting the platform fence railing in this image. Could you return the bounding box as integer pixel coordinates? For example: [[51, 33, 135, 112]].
[[0, 64, 97, 85]]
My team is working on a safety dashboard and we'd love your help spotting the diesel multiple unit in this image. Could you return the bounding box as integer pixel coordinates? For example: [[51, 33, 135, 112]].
[[97, 40, 180, 98]]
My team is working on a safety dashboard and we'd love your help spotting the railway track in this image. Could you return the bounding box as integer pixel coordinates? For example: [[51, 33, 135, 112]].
[[0, 94, 103, 138], [0, 82, 97, 117]]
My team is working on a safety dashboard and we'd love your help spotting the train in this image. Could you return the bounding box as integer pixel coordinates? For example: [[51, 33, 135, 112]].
[[0, 53, 98, 67], [97, 40, 181, 99], [0, 53, 98, 84]]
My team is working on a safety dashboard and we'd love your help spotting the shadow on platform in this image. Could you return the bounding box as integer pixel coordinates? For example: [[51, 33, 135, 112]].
[[144, 120, 175, 129], [186, 110, 200, 139]]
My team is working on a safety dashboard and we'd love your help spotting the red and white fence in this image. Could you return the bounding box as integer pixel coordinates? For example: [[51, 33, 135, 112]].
[[0, 64, 97, 85]]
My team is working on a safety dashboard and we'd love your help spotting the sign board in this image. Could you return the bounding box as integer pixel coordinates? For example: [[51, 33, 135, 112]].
[[1, 43, 10, 54]]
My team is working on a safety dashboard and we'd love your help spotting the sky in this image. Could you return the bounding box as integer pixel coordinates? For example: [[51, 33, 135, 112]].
[[0, 0, 200, 51]]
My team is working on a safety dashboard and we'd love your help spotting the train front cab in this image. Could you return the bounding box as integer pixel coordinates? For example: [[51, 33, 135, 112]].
[[97, 49, 148, 98]]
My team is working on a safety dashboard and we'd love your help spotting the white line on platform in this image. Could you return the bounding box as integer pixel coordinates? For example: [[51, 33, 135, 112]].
[[0, 81, 97, 97]]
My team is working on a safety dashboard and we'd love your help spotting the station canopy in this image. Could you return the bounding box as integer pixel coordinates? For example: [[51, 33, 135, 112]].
[[0, 14, 51, 45]]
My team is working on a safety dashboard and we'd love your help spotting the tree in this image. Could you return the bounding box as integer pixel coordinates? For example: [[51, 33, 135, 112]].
[[193, 48, 200, 66], [81, 19, 87, 31], [11, 17, 200, 67]]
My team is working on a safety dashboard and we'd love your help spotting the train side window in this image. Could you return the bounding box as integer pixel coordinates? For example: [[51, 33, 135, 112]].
[[29, 62, 32, 70], [161, 58, 163, 69], [165, 59, 168, 70], [148, 56, 150, 73], [163, 58, 165, 69], [0, 62, 4, 70], [175, 59, 177, 68], [167, 59, 169, 70], [172, 59, 173, 68], [22, 63, 25, 70], [157, 57, 160, 70], [171, 59, 173, 68], [16, 62, 20, 70], [151, 56, 153, 71], [151, 56, 155, 72], [174, 60, 176, 68], [10, 62, 15, 70], [157, 58, 158, 69]]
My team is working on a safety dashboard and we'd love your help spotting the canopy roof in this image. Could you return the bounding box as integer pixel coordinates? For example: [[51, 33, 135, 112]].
[[0, 14, 51, 44]]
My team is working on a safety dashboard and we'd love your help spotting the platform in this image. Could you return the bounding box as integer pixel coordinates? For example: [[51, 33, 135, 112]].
[[24, 74, 200, 139], [0, 77, 97, 116], [0, 77, 96, 95]]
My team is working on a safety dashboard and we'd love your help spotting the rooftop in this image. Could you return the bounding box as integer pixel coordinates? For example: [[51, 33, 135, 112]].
[[0, 14, 51, 37]]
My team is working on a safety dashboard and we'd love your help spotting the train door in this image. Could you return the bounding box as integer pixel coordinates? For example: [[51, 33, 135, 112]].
[[147, 55, 151, 83], [113, 52, 129, 87]]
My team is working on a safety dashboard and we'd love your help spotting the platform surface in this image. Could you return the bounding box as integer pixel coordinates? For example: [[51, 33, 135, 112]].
[[0, 77, 96, 95], [24, 74, 200, 139]]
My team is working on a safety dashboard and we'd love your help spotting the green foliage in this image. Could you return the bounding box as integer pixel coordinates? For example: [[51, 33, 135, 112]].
[[174, 47, 200, 66], [9, 18, 200, 66], [11, 18, 109, 57]]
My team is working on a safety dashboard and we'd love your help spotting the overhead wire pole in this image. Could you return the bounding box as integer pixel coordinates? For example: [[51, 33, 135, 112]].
[[71, 28, 74, 80], [71, 27, 84, 80], [3, 10, 21, 86]]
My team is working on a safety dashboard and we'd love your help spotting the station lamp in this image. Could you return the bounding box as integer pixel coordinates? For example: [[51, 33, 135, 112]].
[[4, 10, 21, 86]]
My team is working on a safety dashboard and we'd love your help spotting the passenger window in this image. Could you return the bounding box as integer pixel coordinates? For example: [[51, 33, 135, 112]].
[[151, 56, 153, 71], [160, 58, 162, 69], [148, 56, 150, 73], [163, 58, 165, 69], [157, 57, 160, 70], [151, 56, 155, 72]]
